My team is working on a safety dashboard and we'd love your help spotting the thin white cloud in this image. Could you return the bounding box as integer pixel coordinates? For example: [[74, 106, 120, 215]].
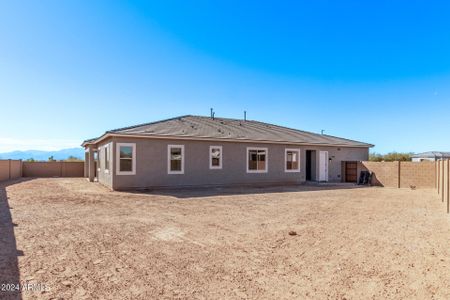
[[0, 137, 82, 152]]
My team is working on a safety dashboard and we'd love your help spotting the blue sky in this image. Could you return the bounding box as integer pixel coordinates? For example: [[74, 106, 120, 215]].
[[1, 0, 449, 153]]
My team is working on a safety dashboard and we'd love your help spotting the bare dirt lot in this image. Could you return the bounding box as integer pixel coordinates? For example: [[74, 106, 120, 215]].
[[1, 178, 450, 299]]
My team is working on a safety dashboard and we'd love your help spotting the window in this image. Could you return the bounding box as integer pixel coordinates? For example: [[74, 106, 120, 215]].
[[209, 146, 222, 169], [247, 147, 268, 173], [168, 145, 184, 174], [104, 144, 110, 172], [285, 148, 300, 172], [116, 143, 136, 175]]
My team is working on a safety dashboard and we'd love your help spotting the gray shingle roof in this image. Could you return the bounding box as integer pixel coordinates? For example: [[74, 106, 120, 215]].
[[411, 151, 450, 158], [84, 115, 373, 147]]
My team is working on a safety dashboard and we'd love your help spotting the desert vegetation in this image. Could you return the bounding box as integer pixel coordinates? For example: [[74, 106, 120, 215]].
[[369, 152, 413, 162]]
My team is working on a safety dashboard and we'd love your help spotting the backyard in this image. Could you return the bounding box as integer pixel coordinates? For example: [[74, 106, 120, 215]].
[[1, 178, 450, 299]]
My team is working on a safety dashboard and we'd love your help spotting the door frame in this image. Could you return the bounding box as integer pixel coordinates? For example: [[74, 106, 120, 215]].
[[305, 150, 316, 181], [319, 151, 329, 182]]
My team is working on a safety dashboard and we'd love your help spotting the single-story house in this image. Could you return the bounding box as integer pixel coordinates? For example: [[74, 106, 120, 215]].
[[82, 115, 373, 190], [411, 151, 450, 162]]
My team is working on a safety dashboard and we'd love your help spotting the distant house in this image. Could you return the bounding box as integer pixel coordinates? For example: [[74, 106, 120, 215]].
[[82, 115, 373, 190], [411, 151, 450, 162]]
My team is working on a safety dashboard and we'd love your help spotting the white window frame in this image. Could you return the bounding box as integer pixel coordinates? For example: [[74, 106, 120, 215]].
[[209, 145, 223, 169], [104, 143, 111, 174], [246, 147, 268, 173], [168, 145, 185, 174], [285, 148, 301, 173], [116, 143, 136, 175]]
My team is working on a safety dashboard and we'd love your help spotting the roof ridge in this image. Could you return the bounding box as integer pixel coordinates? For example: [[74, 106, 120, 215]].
[[107, 115, 192, 133], [188, 115, 246, 122], [321, 133, 373, 146], [190, 115, 324, 136], [188, 115, 323, 140]]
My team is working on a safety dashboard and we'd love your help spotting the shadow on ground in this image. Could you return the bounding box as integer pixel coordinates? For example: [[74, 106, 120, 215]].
[[129, 182, 368, 199], [0, 179, 28, 300]]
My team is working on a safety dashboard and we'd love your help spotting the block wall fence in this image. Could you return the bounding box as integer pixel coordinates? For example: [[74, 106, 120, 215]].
[[0, 160, 22, 181], [0, 160, 84, 181], [357, 161, 436, 189], [358, 160, 449, 214]]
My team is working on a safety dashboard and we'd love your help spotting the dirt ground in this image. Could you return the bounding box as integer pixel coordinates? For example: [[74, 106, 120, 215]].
[[1, 178, 450, 299]]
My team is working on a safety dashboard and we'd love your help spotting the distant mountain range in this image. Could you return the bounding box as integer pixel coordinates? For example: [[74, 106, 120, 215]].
[[0, 148, 84, 161]]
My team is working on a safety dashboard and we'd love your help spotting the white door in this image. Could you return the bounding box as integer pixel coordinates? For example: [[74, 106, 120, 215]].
[[319, 151, 329, 181]]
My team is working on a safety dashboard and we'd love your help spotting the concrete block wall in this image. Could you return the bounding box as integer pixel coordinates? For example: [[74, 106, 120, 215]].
[[0, 160, 22, 181], [399, 161, 436, 188], [358, 161, 400, 188], [358, 161, 436, 189], [22, 162, 84, 177]]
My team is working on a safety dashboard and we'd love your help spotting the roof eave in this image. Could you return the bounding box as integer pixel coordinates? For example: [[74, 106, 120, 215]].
[[84, 132, 373, 148]]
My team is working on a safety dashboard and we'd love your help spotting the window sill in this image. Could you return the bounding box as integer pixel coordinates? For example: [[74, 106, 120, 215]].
[[117, 171, 136, 176], [246, 170, 268, 173]]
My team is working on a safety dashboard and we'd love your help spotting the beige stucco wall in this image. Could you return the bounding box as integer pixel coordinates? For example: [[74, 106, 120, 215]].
[[307, 146, 369, 182], [96, 138, 114, 188], [99, 137, 368, 190]]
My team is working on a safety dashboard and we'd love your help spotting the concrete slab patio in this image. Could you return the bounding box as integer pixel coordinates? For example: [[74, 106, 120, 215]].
[[1, 178, 450, 299]]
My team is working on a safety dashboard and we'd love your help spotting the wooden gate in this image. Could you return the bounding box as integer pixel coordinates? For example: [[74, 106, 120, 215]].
[[345, 161, 358, 182]]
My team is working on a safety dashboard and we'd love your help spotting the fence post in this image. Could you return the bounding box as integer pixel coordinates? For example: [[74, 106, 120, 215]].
[[435, 161, 437, 189], [439, 160, 444, 196], [438, 160, 440, 194], [441, 160, 445, 203], [447, 160, 449, 213], [436, 160, 439, 190]]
